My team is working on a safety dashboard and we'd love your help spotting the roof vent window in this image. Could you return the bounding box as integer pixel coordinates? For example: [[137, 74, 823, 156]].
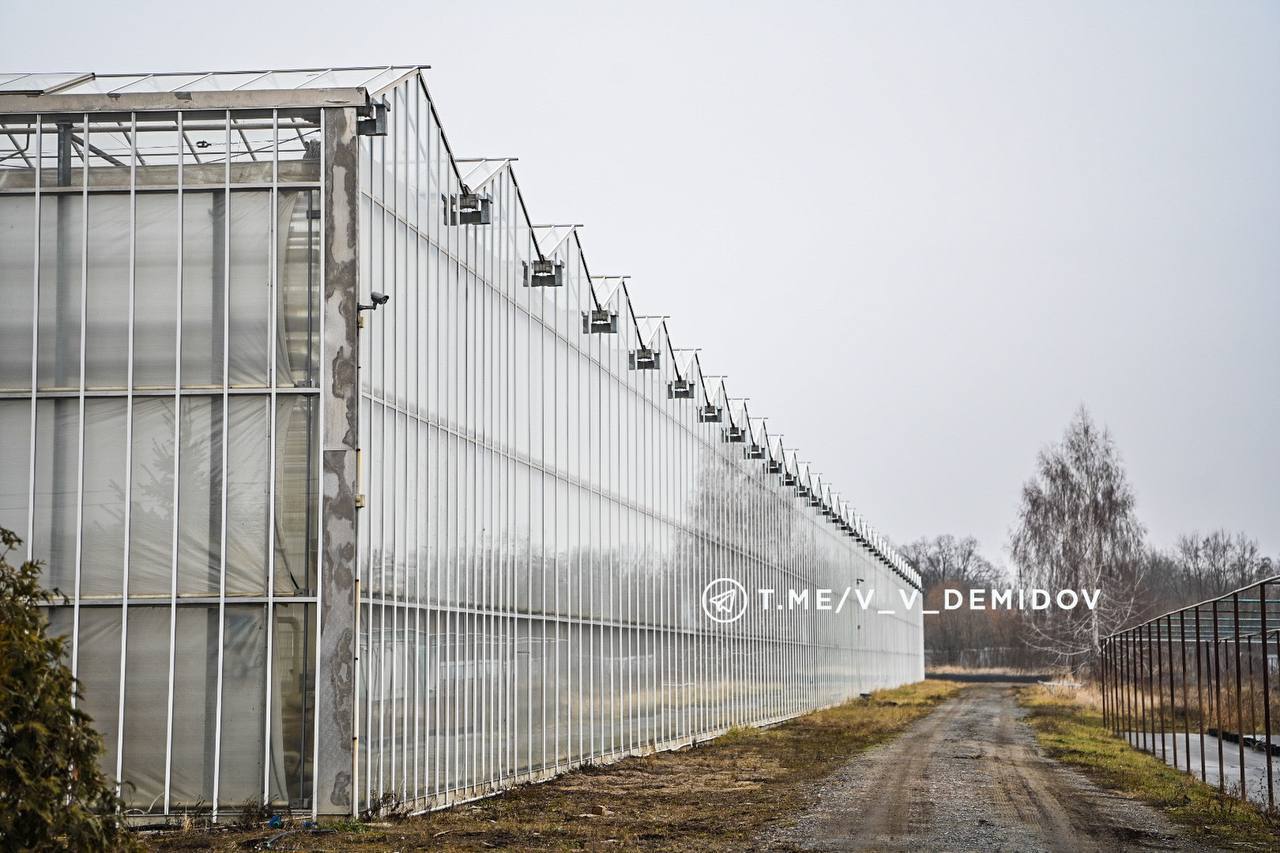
[[448, 189, 492, 225], [629, 347, 660, 370], [582, 309, 618, 334], [357, 98, 388, 136], [524, 258, 564, 287]]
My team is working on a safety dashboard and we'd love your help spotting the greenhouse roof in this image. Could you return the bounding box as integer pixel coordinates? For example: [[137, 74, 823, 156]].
[[0, 66, 424, 113], [0, 67, 421, 96]]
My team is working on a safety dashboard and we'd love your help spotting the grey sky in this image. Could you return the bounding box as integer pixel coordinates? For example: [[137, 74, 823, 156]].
[[8, 0, 1278, 560]]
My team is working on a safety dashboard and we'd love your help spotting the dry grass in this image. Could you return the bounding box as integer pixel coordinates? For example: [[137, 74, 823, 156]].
[[926, 664, 1051, 677], [1018, 683, 1280, 849], [1036, 678, 1103, 710], [145, 680, 959, 851]]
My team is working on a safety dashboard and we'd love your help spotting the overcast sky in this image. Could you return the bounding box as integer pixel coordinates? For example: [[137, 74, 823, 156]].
[[9, 0, 1278, 561]]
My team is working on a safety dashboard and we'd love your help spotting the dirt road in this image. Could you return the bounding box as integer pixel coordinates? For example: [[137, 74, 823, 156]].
[[760, 683, 1211, 852]]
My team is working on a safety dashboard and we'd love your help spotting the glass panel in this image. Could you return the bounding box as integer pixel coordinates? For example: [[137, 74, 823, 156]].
[[120, 605, 168, 810], [76, 607, 122, 783], [37, 194, 82, 391], [178, 114, 234, 188], [276, 189, 319, 387], [85, 119, 135, 189], [269, 602, 315, 806], [181, 190, 225, 388], [170, 604, 220, 806], [32, 397, 78, 594], [0, 400, 30, 560], [84, 193, 130, 389], [275, 110, 321, 184], [177, 396, 221, 597], [127, 397, 174, 597], [132, 192, 179, 389], [80, 398, 127, 598], [217, 604, 267, 806], [226, 396, 269, 595], [274, 396, 316, 596], [0, 195, 35, 391], [228, 190, 270, 386]]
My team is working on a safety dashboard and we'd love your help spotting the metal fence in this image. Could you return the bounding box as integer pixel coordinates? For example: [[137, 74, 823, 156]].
[[1100, 579, 1279, 809]]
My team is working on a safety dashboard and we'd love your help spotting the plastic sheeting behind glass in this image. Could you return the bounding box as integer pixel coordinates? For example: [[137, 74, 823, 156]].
[[0, 195, 35, 391], [4, 103, 326, 819]]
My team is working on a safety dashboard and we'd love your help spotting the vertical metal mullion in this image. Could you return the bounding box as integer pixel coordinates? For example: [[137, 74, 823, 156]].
[[72, 112, 93, 787], [411, 89, 422, 805], [351, 132, 366, 817], [120, 113, 140, 806], [162, 110, 185, 818], [261, 108, 279, 807], [210, 112, 232, 820], [387, 153, 398, 803], [25, 120, 41, 567], [311, 106, 328, 821], [553, 282, 560, 773], [425, 115, 435, 803]]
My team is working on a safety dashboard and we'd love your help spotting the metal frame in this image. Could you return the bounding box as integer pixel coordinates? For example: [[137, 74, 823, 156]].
[[0, 66, 923, 821], [4, 101, 326, 818], [1102, 578, 1279, 809], [351, 70, 922, 814]]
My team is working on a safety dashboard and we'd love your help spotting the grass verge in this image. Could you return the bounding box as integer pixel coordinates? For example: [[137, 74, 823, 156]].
[[1018, 684, 1280, 849], [146, 679, 958, 851]]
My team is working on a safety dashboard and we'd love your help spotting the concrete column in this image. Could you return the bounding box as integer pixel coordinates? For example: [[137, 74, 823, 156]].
[[314, 105, 359, 816]]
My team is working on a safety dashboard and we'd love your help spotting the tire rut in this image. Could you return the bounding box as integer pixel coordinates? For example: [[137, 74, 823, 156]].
[[759, 683, 1217, 852]]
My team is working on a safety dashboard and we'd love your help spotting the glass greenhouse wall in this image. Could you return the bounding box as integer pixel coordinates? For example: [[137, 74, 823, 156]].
[[0, 67, 923, 819]]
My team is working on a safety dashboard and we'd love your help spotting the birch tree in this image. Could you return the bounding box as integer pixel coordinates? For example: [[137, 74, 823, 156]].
[[1009, 407, 1145, 671]]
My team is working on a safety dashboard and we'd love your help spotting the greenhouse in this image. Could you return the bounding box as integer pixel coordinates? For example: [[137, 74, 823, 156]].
[[0, 67, 923, 819]]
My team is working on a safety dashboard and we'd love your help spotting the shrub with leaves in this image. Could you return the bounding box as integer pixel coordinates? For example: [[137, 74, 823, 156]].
[[0, 528, 138, 852]]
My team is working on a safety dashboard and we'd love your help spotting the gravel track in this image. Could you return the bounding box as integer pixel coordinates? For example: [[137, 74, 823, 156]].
[[760, 683, 1215, 852]]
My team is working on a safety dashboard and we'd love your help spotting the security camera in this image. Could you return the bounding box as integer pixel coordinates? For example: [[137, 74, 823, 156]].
[[358, 292, 391, 312]]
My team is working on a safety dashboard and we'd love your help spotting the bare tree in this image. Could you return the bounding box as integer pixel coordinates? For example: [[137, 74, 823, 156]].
[[903, 535, 1039, 669], [1142, 530, 1275, 614], [903, 534, 1005, 591], [1009, 407, 1145, 671]]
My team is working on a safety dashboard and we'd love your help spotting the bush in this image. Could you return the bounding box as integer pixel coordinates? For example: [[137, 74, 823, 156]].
[[0, 528, 138, 852]]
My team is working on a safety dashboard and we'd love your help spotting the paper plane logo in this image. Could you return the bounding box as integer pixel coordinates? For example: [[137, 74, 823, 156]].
[[701, 577, 748, 624]]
